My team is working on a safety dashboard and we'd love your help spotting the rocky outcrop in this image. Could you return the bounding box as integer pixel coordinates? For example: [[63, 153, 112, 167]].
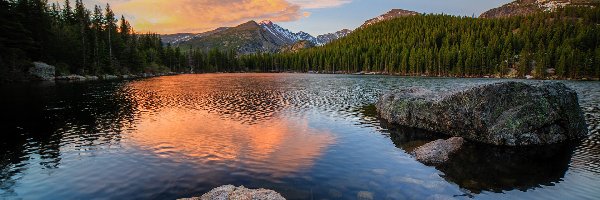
[[56, 75, 87, 81], [360, 9, 420, 28], [480, 0, 597, 18], [179, 185, 285, 200], [280, 40, 315, 53], [376, 82, 587, 146], [412, 137, 465, 165], [29, 62, 55, 81], [480, 0, 543, 18]]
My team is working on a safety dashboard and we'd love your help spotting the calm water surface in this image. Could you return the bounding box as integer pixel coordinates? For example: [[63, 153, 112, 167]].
[[1, 74, 599, 199]]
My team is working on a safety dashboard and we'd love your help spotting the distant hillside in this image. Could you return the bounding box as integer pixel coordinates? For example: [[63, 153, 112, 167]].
[[480, 0, 598, 18]]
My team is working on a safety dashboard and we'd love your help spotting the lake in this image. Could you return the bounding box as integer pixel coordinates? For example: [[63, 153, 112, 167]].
[[1, 74, 599, 199]]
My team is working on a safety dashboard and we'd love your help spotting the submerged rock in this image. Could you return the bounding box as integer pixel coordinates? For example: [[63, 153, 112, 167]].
[[179, 185, 285, 200], [29, 62, 55, 81], [85, 75, 99, 80], [357, 191, 374, 200], [376, 82, 587, 146], [412, 137, 465, 165]]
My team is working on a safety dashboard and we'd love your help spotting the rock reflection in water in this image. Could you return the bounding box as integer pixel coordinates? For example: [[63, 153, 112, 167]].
[[384, 121, 574, 194], [439, 143, 573, 193]]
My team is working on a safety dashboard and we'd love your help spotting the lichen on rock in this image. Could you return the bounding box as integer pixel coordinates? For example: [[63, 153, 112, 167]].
[[179, 185, 285, 200], [376, 81, 588, 146]]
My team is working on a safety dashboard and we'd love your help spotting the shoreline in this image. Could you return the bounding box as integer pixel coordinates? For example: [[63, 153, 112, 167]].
[[185, 71, 600, 81], [10, 71, 600, 84], [53, 72, 182, 82]]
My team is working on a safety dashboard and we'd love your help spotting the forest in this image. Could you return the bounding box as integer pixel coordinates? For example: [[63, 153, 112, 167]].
[[1, 0, 599, 80], [0, 0, 187, 81]]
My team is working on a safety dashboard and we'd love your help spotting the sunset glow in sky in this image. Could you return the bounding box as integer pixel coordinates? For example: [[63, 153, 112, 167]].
[[82, 0, 512, 35]]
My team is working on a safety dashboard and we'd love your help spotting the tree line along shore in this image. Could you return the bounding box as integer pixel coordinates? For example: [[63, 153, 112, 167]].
[[1, 1, 599, 82]]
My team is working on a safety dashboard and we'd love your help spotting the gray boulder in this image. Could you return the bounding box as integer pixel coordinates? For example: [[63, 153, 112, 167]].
[[412, 137, 465, 165], [376, 82, 587, 146], [179, 185, 285, 200], [29, 62, 55, 81]]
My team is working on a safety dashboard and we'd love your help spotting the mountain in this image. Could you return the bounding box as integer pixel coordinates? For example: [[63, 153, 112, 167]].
[[169, 9, 426, 53], [256, 20, 352, 46], [360, 9, 420, 28], [174, 20, 352, 54], [176, 21, 288, 54], [316, 29, 352, 45], [258, 20, 319, 45], [480, 0, 598, 18]]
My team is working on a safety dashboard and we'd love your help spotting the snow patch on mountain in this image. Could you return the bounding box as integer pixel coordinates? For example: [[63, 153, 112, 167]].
[[258, 20, 349, 46]]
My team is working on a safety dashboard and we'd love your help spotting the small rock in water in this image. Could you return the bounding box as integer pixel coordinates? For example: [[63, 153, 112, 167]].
[[426, 194, 456, 200], [357, 191, 374, 200], [371, 168, 387, 175], [179, 185, 285, 200], [412, 137, 465, 165]]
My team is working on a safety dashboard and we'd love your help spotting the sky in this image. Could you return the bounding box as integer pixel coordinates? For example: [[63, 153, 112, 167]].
[[81, 0, 513, 35]]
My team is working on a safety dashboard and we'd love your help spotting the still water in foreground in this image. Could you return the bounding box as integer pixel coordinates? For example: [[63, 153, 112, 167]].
[[1, 74, 599, 199]]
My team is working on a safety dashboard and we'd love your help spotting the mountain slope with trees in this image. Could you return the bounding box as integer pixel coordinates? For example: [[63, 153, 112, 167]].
[[232, 6, 600, 79]]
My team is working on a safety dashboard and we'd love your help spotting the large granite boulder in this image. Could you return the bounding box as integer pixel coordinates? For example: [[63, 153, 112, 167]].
[[412, 137, 465, 165], [179, 185, 285, 200], [28, 62, 55, 81], [376, 82, 587, 146]]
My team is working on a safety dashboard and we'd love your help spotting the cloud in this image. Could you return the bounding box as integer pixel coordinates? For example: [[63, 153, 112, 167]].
[[86, 0, 304, 34], [81, 0, 352, 34], [288, 0, 352, 9]]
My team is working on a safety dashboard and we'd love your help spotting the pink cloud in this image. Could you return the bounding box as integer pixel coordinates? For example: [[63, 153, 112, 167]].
[[86, 0, 302, 34]]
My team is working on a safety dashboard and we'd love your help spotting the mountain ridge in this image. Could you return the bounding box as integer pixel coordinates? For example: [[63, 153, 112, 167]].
[[480, 0, 598, 18], [360, 9, 420, 28], [170, 20, 354, 53]]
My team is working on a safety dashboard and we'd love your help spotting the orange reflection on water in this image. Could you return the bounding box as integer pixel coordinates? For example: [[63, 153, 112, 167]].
[[122, 75, 335, 177]]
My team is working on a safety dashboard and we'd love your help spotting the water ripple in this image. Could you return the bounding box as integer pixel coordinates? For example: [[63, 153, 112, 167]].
[[1, 74, 599, 199]]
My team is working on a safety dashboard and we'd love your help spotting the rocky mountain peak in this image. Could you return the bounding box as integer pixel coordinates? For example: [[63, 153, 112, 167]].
[[259, 20, 274, 26], [239, 20, 260, 28], [360, 9, 420, 28]]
